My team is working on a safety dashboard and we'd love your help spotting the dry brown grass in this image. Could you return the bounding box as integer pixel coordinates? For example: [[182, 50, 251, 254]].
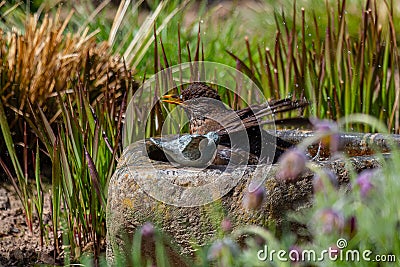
[[0, 9, 129, 124]]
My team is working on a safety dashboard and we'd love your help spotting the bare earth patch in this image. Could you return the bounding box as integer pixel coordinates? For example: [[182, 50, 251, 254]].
[[0, 183, 57, 266]]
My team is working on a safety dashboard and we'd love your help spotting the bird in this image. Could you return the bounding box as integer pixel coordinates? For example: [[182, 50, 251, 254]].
[[148, 134, 259, 167], [149, 131, 220, 168], [161, 82, 309, 165]]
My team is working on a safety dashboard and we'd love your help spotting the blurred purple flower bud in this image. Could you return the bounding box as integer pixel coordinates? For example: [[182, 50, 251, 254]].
[[253, 235, 266, 247], [207, 238, 239, 261], [242, 185, 266, 210], [313, 169, 339, 193], [316, 208, 345, 234], [345, 216, 357, 239], [277, 149, 307, 181], [141, 222, 155, 239], [311, 118, 339, 153], [356, 170, 375, 198], [289, 245, 303, 263], [221, 218, 232, 233], [207, 240, 224, 261], [329, 245, 340, 258], [311, 118, 338, 132]]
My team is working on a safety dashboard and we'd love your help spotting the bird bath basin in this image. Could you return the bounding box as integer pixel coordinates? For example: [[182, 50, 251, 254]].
[[106, 130, 397, 264]]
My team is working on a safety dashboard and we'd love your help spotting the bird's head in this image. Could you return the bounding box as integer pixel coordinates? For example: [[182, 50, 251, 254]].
[[161, 82, 225, 119], [181, 82, 222, 101]]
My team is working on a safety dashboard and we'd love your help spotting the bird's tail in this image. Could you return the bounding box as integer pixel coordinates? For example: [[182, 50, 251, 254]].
[[217, 98, 310, 135]]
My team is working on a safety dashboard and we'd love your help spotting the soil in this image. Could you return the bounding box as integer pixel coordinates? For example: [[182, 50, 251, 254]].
[[0, 182, 58, 267]]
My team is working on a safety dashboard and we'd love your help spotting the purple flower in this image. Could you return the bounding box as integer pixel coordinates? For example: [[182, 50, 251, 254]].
[[207, 238, 239, 261], [356, 170, 375, 198], [277, 148, 307, 181], [313, 169, 339, 193], [345, 216, 357, 239], [221, 218, 232, 233], [311, 118, 339, 153], [207, 240, 224, 260], [316, 208, 345, 234], [242, 185, 266, 210], [141, 222, 155, 239], [289, 245, 303, 263], [329, 244, 341, 258]]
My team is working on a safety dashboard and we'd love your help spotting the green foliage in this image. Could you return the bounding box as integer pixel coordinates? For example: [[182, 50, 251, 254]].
[[0, 96, 34, 232], [33, 77, 133, 260], [228, 0, 400, 133]]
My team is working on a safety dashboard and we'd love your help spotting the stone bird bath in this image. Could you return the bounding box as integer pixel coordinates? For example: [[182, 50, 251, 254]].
[[106, 130, 396, 265]]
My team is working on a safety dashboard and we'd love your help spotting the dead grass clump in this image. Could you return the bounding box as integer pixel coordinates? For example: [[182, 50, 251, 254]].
[[0, 10, 129, 124]]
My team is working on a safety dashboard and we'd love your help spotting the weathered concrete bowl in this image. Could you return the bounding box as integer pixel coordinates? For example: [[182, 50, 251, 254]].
[[106, 130, 394, 264]]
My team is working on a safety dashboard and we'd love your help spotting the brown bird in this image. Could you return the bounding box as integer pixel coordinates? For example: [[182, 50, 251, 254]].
[[162, 82, 309, 165]]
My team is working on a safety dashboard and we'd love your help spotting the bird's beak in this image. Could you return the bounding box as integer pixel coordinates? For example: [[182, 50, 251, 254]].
[[161, 94, 184, 105]]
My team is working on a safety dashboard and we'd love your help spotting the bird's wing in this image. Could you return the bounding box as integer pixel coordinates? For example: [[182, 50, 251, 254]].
[[217, 99, 309, 134]]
